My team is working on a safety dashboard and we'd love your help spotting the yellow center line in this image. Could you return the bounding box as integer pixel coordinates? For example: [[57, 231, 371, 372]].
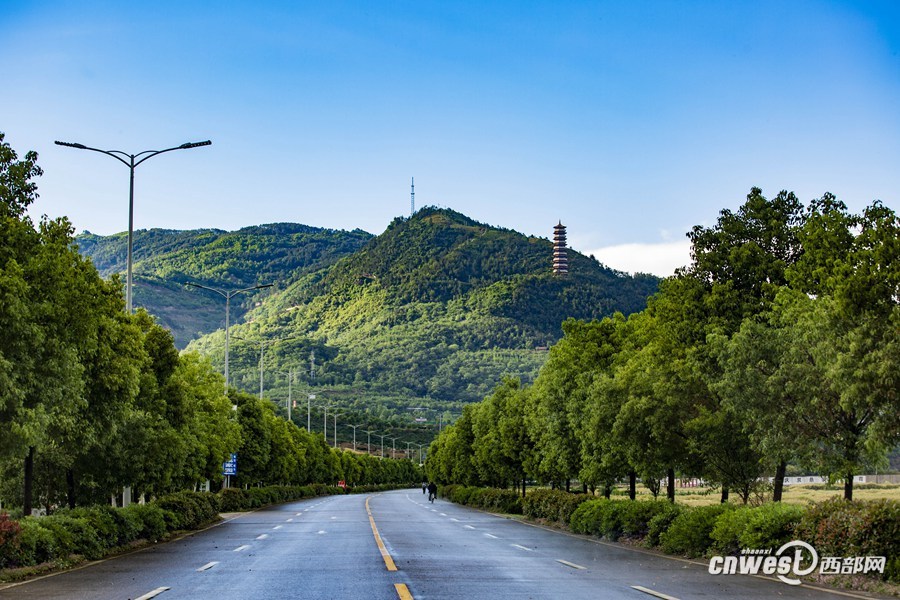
[[366, 496, 397, 571], [394, 583, 414, 600]]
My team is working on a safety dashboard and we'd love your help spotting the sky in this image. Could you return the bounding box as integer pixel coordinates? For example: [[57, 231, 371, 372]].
[[3, 1, 899, 277]]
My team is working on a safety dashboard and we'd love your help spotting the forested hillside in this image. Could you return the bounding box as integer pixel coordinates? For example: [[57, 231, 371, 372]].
[[76, 224, 372, 346], [187, 208, 659, 422]]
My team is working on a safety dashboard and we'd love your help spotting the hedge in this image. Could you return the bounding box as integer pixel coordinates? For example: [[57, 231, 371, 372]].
[[659, 504, 735, 558], [570, 499, 673, 541], [522, 489, 591, 524], [437, 485, 522, 514], [0, 483, 372, 571]]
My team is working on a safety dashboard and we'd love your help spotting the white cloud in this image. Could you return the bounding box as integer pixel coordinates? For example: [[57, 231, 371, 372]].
[[587, 241, 692, 278]]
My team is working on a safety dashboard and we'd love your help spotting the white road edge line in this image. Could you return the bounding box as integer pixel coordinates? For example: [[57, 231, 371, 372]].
[[464, 525, 476, 530], [631, 585, 680, 600], [484, 533, 499, 539], [556, 559, 586, 570], [273, 525, 283, 530], [196, 561, 219, 572], [439, 513, 447, 516], [287, 518, 294, 522], [233, 545, 250, 552], [512, 544, 533, 552], [135, 587, 171, 600], [256, 534, 268, 540]]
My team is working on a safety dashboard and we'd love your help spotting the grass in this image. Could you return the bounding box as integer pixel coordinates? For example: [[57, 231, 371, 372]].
[[607, 483, 900, 506]]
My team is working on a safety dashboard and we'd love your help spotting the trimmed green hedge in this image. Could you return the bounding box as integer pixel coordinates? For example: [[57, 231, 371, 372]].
[[659, 504, 735, 558], [522, 489, 591, 524], [0, 483, 373, 571], [794, 498, 900, 582], [570, 499, 673, 541], [438, 485, 522, 514]]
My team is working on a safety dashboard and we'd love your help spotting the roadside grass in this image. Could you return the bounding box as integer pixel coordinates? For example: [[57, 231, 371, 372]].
[[607, 483, 900, 506]]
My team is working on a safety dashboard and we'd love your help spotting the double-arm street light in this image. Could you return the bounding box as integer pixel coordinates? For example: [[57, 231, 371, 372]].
[[185, 283, 273, 394], [55, 139, 212, 314], [348, 424, 362, 452], [363, 429, 375, 455]]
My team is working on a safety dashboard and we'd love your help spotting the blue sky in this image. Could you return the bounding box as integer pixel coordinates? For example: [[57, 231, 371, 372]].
[[4, 1, 899, 276]]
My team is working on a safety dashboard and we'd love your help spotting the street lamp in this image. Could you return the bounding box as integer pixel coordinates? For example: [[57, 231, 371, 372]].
[[307, 394, 316, 432], [389, 437, 398, 460], [348, 424, 362, 452], [55, 139, 211, 314], [185, 283, 272, 394], [376, 434, 388, 459], [279, 369, 297, 422], [363, 430, 375, 455], [332, 411, 342, 449]]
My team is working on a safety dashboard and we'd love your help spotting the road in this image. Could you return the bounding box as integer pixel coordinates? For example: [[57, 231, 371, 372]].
[[0, 489, 880, 600]]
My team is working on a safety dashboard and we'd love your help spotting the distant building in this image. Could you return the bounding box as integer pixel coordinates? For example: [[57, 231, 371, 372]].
[[552, 222, 569, 275]]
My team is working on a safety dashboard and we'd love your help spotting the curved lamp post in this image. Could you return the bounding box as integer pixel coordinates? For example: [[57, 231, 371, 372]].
[[55, 139, 211, 313]]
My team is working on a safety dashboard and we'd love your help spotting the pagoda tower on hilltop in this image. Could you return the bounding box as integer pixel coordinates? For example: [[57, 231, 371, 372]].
[[552, 222, 568, 276]]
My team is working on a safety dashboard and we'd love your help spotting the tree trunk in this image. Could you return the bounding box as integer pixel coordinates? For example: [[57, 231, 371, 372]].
[[772, 460, 787, 502], [720, 486, 729, 503], [565, 479, 570, 492], [603, 482, 612, 499], [844, 472, 854, 501], [67, 469, 77, 509], [24, 446, 35, 516], [582, 482, 588, 494], [628, 471, 637, 500], [522, 478, 526, 498], [666, 468, 675, 503]]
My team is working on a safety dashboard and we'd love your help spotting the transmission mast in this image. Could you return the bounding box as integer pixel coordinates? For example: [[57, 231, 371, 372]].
[[410, 177, 415, 217]]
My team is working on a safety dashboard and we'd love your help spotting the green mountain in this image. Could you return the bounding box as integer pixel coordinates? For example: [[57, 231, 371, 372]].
[[76, 224, 373, 347], [77, 209, 659, 429], [185, 208, 659, 423]]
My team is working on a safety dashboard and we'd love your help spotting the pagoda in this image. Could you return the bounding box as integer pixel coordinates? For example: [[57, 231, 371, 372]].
[[552, 222, 568, 275]]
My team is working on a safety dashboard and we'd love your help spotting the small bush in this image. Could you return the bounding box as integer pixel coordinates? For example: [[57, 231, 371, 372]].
[[122, 504, 168, 542], [645, 503, 682, 548], [794, 498, 900, 582], [570, 499, 672, 541], [0, 514, 22, 568], [570, 499, 609, 536], [523, 489, 591, 524], [660, 504, 734, 558], [12, 519, 58, 566], [155, 491, 220, 530], [710, 507, 754, 555]]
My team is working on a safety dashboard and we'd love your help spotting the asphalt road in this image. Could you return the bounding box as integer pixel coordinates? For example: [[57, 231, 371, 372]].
[[0, 490, 883, 600]]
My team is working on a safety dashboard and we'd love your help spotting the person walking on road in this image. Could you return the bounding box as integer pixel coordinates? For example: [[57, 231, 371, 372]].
[[427, 481, 437, 503]]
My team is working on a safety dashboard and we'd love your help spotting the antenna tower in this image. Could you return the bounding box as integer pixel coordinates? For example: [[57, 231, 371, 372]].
[[410, 177, 415, 217]]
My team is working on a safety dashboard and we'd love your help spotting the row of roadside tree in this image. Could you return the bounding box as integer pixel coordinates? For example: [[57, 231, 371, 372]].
[[0, 132, 419, 517], [426, 187, 899, 502]]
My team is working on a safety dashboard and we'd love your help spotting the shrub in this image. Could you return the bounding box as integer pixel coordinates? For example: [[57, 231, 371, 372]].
[[523, 489, 591, 524], [122, 504, 168, 542], [795, 498, 900, 582], [645, 503, 682, 548], [12, 519, 58, 566], [476, 488, 522, 514], [66, 507, 118, 554], [570, 499, 609, 536], [155, 491, 220, 530], [660, 504, 734, 558], [740, 502, 804, 550], [710, 507, 754, 555], [0, 514, 21, 568], [570, 499, 672, 541], [220, 488, 251, 512]]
